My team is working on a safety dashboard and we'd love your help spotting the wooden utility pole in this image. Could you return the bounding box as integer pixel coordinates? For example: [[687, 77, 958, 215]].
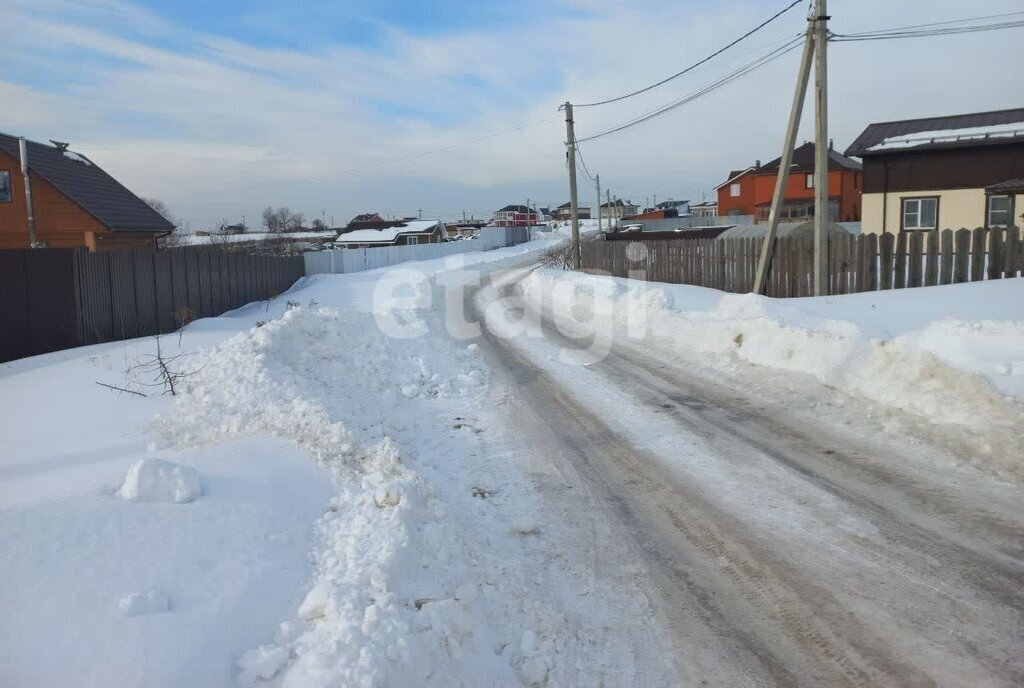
[[812, 0, 830, 295], [564, 101, 581, 268], [596, 174, 602, 233], [752, 13, 817, 295]]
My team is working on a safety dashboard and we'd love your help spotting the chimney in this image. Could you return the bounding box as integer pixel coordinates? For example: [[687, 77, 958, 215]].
[[755, 159, 761, 168], [829, 138, 834, 151], [19, 138, 39, 248]]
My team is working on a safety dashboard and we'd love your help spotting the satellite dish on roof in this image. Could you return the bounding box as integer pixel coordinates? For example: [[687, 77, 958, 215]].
[[50, 140, 70, 152]]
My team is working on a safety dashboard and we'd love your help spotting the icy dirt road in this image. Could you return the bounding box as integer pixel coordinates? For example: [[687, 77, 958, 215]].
[[471, 268, 1024, 688]]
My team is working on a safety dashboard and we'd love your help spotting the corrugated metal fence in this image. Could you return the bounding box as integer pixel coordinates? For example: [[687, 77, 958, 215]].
[[0, 248, 304, 363], [304, 226, 530, 276]]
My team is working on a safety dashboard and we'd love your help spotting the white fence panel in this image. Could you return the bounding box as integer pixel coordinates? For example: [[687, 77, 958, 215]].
[[302, 227, 532, 277]]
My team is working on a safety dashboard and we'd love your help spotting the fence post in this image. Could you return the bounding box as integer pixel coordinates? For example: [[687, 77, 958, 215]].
[[970, 227, 986, 282], [1006, 225, 1020, 279]]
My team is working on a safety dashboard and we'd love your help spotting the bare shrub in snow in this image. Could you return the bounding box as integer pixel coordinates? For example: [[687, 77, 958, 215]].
[[540, 242, 576, 270], [129, 336, 198, 396]]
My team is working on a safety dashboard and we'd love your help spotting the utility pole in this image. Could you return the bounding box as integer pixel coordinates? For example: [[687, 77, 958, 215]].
[[526, 197, 531, 229], [564, 101, 581, 268], [752, 10, 817, 295], [596, 174, 602, 233], [813, 0, 830, 295]]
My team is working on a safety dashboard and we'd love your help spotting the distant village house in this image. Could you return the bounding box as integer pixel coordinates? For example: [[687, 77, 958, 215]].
[[493, 205, 538, 227], [334, 219, 447, 248], [716, 142, 863, 223]]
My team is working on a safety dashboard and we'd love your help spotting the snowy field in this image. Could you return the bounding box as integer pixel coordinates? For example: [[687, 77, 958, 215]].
[[2, 229, 1022, 686]]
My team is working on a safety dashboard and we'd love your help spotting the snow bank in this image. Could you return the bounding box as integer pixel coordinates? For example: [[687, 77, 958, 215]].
[[152, 306, 528, 686], [116, 458, 202, 503], [521, 271, 1024, 441]]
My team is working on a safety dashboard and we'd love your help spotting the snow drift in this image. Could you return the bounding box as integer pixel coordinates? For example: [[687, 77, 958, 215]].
[[520, 270, 1024, 454]]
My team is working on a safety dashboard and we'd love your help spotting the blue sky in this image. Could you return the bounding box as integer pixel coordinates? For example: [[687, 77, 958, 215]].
[[3, 0, 1023, 230]]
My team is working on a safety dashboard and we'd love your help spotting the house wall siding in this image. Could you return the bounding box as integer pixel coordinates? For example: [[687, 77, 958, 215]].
[[0, 149, 155, 250], [862, 187, 989, 233], [861, 143, 1024, 193]]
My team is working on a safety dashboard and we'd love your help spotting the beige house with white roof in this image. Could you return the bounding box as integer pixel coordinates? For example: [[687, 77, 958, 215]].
[[845, 108, 1024, 234]]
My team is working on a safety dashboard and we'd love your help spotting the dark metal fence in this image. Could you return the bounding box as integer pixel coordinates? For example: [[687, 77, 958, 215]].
[[0, 248, 305, 363], [581, 226, 1023, 297]]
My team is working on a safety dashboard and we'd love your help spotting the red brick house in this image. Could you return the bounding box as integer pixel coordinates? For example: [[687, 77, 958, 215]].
[[716, 142, 863, 223], [0, 133, 174, 250]]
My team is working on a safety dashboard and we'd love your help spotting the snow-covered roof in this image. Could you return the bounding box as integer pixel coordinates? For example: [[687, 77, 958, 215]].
[[338, 220, 444, 244], [865, 123, 1024, 152], [846, 108, 1024, 156], [179, 231, 337, 245]]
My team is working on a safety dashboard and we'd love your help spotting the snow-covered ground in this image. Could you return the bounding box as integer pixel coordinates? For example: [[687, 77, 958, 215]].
[[3, 227, 1021, 686], [519, 269, 1024, 476], [1, 233, 675, 688]]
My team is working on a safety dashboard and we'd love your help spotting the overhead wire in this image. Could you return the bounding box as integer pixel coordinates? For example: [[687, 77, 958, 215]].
[[831, 13, 1024, 42], [573, 0, 804, 108], [576, 36, 805, 143]]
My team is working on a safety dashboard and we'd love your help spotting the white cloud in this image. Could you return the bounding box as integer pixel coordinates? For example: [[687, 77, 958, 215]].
[[2, 0, 1022, 228]]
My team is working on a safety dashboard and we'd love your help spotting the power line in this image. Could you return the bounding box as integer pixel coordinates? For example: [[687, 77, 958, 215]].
[[577, 37, 804, 143], [573, 137, 596, 182], [574, 0, 804, 108], [832, 14, 1024, 42]]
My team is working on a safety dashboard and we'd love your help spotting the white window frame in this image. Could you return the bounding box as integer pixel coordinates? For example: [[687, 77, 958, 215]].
[[901, 197, 938, 231], [407, 235, 420, 245], [805, 173, 814, 189], [986, 195, 1011, 228], [729, 183, 741, 197]]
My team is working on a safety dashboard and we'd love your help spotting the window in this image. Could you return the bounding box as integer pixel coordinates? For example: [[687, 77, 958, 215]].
[[805, 173, 814, 189], [987, 195, 1011, 228], [407, 235, 420, 245], [901, 197, 938, 230], [0, 170, 11, 203], [729, 183, 741, 197]]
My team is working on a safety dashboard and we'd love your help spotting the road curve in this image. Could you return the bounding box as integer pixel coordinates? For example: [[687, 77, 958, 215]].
[[467, 266, 1024, 687]]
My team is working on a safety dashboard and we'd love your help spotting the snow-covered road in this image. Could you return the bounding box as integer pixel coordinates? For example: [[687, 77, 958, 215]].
[[471, 267, 1024, 687]]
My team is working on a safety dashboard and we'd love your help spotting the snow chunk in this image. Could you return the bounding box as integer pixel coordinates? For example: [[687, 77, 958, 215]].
[[117, 589, 170, 616], [297, 581, 332, 621], [116, 459, 201, 504], [237, 644, 290, 683]]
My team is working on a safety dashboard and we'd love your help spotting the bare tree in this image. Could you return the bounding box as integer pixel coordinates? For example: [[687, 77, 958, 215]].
[[262, 206, 280, 232], [145, 197, 184, 248]]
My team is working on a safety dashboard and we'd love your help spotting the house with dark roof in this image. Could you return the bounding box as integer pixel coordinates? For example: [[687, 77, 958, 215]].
[[551, 201, 591, 221], [715, 142, 863, 223], [493, 204, 538, 227], [845, 108, 1024, 233], [334, 220, 447, 248], [0, 133, 174, 250], [599, 199, 640, 220]]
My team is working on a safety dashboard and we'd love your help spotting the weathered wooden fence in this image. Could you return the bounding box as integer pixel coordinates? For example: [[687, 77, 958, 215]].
[[0, 248, 305, 363], [580, 226, 1022, 297]]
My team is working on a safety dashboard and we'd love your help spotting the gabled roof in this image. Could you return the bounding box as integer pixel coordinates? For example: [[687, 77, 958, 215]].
[[714, 166, 756, 190], [337, 220, 445, 244], [757, 142, 861, 173], [845, 108, 1024, 157], [600, 199, 636, 208], [350, 213, 384, 223], [496, 204, 532, 213], [0, 133, 175, 233]]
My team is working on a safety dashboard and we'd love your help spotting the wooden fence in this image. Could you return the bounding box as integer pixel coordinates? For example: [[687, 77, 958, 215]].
[[580, 226, 1023, 297], [0, 248, 305, 363]]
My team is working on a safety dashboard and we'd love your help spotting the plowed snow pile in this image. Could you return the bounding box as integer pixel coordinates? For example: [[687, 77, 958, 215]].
[[152, 305, 609, 687], [521, 271, 1024, 471]]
